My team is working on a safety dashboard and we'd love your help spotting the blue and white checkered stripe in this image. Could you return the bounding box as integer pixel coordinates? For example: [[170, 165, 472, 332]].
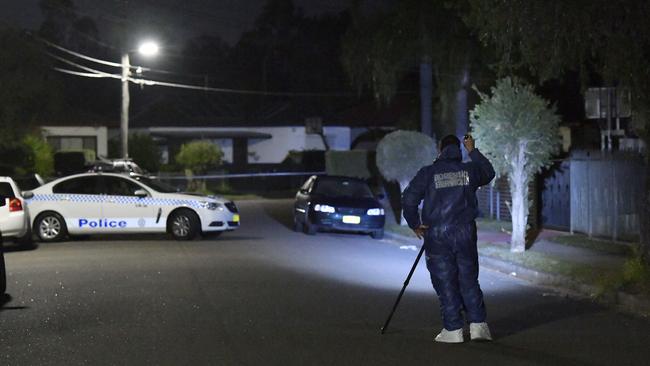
[[29, 194, 202, 208]]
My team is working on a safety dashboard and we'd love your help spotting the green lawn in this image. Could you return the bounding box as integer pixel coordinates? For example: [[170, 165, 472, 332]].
[[476, 218, 513, 233], [477, 242, 646, 298], [547, 234, 635, 256]]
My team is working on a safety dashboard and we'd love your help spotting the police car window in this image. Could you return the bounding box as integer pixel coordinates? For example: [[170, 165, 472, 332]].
[[132, 176, 179, 193], [53, 177, 102, 195], [104, 176, 145, 196]]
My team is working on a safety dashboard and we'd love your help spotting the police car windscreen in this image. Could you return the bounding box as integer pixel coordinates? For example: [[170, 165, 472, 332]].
[[133, 176, 179, 193], [312, 179, 373, 198]]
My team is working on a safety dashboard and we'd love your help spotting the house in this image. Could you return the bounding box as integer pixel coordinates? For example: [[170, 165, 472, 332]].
[[38, 110, 114, 161], [119, 91, 411, 169]]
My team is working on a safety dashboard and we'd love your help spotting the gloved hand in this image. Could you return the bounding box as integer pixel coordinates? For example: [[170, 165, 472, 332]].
[[413, 225, 429, 239]]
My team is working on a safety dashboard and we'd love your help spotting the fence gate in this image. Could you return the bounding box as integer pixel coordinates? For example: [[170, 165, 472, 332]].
[[541, 161, 571, 230]]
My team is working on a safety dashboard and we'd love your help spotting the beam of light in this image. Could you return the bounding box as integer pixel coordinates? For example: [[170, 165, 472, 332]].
[[261, 231, 528, 298]]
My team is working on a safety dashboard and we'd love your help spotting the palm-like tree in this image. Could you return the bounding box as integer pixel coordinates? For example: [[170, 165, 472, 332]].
[[341, 0, 478, 139]]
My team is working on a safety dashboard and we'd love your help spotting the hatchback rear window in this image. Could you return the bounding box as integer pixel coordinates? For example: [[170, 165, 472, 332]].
[[312, 179, 373, 198], [0, 182, 15, 207]]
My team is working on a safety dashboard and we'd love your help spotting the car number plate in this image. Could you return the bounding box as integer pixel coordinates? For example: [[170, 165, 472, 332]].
[[342, 215, 361, 224], [233, 214, 240, 222]]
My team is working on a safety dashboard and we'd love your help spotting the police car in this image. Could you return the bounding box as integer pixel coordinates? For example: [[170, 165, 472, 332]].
[[26, 173, 240, 242]]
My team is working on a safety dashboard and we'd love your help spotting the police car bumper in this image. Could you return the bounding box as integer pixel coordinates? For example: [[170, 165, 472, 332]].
[[201, 211, 240, 232]]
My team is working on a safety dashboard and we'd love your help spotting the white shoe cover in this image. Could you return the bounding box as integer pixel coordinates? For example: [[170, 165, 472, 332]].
[[434, 328, 464, 343], [470, 322, 493, 341]]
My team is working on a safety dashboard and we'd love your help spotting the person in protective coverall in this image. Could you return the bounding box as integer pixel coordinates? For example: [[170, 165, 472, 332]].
[[401, 134, 495, 343]]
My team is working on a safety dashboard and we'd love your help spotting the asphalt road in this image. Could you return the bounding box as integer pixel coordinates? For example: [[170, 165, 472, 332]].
[[1, 199, 649, 366]]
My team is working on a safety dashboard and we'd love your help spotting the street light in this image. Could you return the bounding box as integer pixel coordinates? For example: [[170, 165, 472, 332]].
[[121, 41, 159, 159]]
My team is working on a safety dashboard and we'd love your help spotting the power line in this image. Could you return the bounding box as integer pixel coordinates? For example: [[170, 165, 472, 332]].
[[38, 34, 226, 80], [55, 68, 118, 79], [47, 51, 118, 78], [46, 44, 363, 97], [42, 38, 124, 68], [127, 76, 359, 97]]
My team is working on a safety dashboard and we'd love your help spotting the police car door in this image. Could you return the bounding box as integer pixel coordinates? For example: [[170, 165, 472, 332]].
[[50, 176, 104, 234], [101, 176, 160, 233]]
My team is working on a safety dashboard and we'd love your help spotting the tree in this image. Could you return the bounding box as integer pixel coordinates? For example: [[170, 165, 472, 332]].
[[128, 134, 161, 173], [465, 0, 650, 259], [470, 78, 560, 252], [341, 0, 479, 139], [176, 141, 223, 193], [23, 134, 55, 177], [376, 130, 436, 225], [0, 27, 64, 149]]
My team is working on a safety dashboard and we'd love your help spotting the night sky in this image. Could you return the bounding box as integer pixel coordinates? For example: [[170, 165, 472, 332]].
[[0, 0, 353, 44]]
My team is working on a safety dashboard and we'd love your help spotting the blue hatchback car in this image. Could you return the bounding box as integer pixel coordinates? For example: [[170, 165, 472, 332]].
[[293, 175, 385, 239]]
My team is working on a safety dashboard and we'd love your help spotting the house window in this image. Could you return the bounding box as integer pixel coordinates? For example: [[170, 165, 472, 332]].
[[47, 136, 98, 154]]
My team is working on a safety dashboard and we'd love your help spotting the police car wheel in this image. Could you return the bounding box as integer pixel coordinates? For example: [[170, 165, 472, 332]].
[[35, 212, 67, 242], [169, 209, 200, 240], [370, 229, 384, 240]]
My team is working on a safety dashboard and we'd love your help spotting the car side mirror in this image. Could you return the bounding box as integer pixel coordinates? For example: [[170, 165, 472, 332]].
[[299, 189, 308, 195], [21, 191, 34, 199], [134, 189, 148, 198]]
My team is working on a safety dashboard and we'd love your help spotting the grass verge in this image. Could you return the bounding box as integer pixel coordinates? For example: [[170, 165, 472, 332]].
[[476, 218, 513, 233], [478, 242, 626, 297], [547, 234, 635, 256], [384, 223, 417, 238]]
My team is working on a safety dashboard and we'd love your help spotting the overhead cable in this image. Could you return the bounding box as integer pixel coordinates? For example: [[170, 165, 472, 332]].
[[46, 47, 363, 97]]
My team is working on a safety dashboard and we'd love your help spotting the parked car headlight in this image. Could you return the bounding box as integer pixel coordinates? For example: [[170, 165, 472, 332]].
[[367, 208, 384, 216], [200, 201, 223, 211], [314, 204, 336, 213]]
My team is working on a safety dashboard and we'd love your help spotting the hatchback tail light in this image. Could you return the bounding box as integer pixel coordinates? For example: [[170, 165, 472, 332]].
[[9, 198, 23, 212]]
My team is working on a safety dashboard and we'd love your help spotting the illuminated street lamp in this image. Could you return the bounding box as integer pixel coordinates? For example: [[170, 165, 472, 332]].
[[121, 40, 159, 159]]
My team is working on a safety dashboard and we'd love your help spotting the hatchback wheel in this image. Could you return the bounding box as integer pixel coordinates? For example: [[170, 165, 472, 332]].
[[293, 215, 304, 232], [304, 219, 317, 235], [1, 237, 6, 294], [169, 209, 200, 240], [35, 212, 67, 242], [15, 228, 34, 248]]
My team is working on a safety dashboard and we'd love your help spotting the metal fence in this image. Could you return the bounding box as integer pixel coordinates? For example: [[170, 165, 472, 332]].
[[477, 176, 539, 227], [570, 153, 645, 241], [540, 160, 571, 230]]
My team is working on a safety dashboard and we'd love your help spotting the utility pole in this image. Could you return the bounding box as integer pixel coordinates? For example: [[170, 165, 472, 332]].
[[121, 53, 131, 159]]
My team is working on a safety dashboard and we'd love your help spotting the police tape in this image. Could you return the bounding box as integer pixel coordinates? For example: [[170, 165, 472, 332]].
[[158, 171, 327, 180]]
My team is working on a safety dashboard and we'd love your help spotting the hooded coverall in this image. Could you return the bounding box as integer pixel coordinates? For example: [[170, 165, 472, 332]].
[[401, 144, 495, 331]]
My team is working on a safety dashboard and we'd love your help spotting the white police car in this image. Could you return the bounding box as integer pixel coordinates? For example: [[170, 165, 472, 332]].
[[26, 173, 240, 242]]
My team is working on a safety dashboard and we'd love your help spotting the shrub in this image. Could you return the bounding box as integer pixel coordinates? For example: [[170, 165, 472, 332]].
[[325, 150, 373, 179]]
